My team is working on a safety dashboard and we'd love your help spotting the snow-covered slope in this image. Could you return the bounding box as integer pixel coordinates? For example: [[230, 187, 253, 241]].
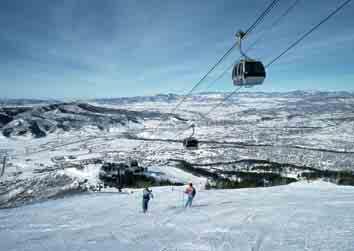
[[2, 92, 354, 249], [1, 181, 354, 251], [1, 91, 354, 209]]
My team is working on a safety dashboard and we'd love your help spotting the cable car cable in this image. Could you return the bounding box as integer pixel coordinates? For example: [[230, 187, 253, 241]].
[[244, 0, 282, 37], [139, 86, 243, 165], [247, 0, 301, 52], [205, 62, 235, 91], [132, 0, 283, 156], [266, 0, 353, 68], [203, 86, 243, 117], [142, 86, 244, 168]]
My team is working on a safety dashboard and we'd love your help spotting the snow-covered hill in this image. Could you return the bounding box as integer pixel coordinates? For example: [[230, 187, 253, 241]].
[[1, 181, 354, 251], [0, 102, 181, 138], [1, 91, 354, 209]]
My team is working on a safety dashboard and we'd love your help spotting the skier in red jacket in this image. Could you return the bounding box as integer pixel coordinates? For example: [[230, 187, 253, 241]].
[[184, 183, 196, 208]]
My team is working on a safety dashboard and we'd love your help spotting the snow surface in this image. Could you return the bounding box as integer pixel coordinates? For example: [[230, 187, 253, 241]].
[[1, 181, 354, 251]]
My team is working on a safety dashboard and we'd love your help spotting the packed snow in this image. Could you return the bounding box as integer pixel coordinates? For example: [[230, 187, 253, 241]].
[[1, 181, 354, 251]]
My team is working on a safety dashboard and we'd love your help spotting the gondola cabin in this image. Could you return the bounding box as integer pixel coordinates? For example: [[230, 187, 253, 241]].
[[232, 59, 266, 87], [183, 137, 199, 150]]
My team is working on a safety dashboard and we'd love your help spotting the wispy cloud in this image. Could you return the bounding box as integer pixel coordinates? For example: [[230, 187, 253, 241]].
[[0, 0, 353, 98]]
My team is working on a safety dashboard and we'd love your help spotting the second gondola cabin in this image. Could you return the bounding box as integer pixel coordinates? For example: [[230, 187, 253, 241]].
[[183, 137, 199, 150], [232, 59, 266, 87]]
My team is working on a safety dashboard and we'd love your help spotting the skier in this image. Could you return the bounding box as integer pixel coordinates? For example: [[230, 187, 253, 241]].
[[184, 183, 196, 208], [142, 187, 153, 213]]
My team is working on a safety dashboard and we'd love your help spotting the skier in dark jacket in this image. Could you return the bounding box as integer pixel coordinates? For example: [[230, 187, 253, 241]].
[[142, 187, 153, 213]]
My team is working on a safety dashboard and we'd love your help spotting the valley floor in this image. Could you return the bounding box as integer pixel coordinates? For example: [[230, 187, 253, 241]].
[[1, 181, 354, 251]]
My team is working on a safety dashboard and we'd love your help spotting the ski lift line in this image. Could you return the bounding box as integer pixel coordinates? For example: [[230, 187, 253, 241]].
[[132, 41, 239, 155], [205, 61, 236, 91], [244, 0, 282, 37], [246, 0, 301, 53], [140, 124, 199, 169], [135, 43, 240, 157], [141, 87, 244, 168], [266, 0, 353, 68], [170, 42, 238, 114], [203, 86, 243, 117], [133, 122, 195, 164]]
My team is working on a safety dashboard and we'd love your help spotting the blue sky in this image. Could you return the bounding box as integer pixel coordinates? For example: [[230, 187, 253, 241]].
[[1, 0, 353, 99]]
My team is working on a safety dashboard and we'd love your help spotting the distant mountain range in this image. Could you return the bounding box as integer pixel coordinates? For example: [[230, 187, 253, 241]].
[[93, 91, 354, 105], [0, 102, 180, 138], [1, 91, 353, 138], [1, 91, 353, 106]]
